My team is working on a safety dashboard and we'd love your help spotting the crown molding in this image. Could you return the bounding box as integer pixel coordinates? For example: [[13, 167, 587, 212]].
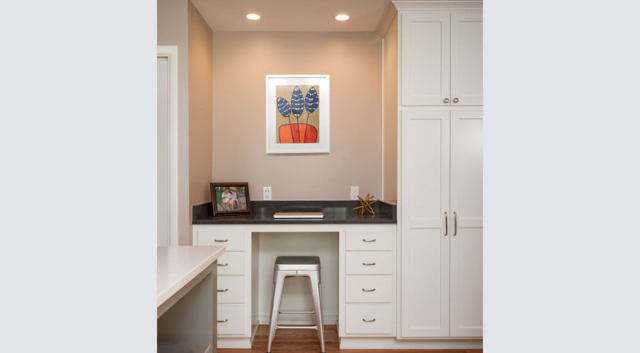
[[375, 2, 398, 37], [392, 0, 482, 11]]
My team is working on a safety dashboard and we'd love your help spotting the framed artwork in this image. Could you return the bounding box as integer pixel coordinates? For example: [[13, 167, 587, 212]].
[[266, 75, 330, 154], [210, 182, 251, 216]]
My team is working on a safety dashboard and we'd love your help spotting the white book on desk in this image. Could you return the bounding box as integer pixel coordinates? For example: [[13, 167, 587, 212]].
[[273, 212, 324, 219]]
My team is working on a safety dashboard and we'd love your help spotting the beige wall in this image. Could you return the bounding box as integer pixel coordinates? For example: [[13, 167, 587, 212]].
[[158, 0, 190, 244], [188, 0, 213, 210], [158, 0, 213, 244], [212, 32, 383, 200], [383, 14, 398, 202]]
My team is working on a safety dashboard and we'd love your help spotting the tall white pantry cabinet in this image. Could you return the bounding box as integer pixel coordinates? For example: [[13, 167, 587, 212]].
[[395, 0, 483, 340]]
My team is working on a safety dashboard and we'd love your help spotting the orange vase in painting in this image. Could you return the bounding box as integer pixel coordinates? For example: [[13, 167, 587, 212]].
[[279, 123, 318, 143]]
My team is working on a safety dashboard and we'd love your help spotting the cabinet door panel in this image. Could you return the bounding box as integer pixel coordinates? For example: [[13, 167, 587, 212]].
[[401, 12, 450, 106], [450, 110, 483, 337], [400, 110, 450, 337], [401, 228, 449, 337], [451, 12, 483, 105], [450, 227, 483, 337], [401, 110, 450, 229]]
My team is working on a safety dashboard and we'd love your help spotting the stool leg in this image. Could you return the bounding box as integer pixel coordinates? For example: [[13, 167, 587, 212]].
[[308, 271, 325, 353], [318, 271, 324, 325], [267, 271, 287, 353]]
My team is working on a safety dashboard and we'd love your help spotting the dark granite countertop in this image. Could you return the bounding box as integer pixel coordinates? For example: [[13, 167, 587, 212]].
[[192, 200, 396, 224]]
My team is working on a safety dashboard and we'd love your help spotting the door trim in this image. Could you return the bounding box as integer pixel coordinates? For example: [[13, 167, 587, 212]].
[[158, 45, 179, 246]]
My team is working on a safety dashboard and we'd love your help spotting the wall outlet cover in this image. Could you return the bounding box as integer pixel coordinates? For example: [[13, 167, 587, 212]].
[[350, 186, 359, 200], [263, 186, 272, 200]]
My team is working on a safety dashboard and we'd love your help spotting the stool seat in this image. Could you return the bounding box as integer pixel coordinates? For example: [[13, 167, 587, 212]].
[[274, 256, 321, 271]]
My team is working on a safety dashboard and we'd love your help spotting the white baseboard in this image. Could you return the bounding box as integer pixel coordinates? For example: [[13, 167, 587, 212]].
[[217, 337, 252, 349], [258, 314, 338, 326], [339, 337, 483, 349]]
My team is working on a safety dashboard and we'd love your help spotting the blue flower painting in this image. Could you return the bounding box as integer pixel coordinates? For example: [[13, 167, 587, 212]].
[[276, 85, 319, 144]]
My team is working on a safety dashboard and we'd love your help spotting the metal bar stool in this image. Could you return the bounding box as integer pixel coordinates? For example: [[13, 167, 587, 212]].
[[267, 256, 325, 353]]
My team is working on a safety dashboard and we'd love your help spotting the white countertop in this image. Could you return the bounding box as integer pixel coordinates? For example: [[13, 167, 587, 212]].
[[157, 246, 225, 308]]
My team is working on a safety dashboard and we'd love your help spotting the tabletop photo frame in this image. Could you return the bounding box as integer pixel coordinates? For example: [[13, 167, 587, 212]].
[[210, 182, 251, 216]]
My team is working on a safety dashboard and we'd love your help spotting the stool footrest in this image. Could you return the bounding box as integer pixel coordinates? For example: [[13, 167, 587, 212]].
[[278, 310, 315, 315], [276, 325, 318, 330]]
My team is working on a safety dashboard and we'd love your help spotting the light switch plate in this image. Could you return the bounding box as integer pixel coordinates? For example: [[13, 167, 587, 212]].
[[350, 186, 359, 200], [263, 186, 272, 200]]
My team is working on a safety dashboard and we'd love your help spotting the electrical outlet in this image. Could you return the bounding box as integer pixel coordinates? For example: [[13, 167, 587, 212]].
[[350, 186, 359, 200], [263, 186, 272, 200]]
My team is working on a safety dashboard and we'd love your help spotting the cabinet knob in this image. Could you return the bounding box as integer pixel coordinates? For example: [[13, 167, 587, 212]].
[[443, 98, 450, 103], [453, 97, 459, 103]]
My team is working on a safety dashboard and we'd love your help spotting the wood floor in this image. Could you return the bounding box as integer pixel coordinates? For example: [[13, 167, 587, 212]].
[[218, 325, 482, 353]]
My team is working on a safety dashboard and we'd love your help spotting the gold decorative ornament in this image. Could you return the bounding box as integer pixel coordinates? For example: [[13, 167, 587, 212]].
[[353, 193, 378, 216]]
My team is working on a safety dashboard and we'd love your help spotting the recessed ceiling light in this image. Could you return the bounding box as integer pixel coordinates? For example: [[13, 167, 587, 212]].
[[246, 13, 260, 20], [335, 14, 350, 21]]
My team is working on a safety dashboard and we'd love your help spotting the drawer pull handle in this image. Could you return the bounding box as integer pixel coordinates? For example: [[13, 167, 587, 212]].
[[214, 239, 228, 242], [217, 288, 228, 292], [217, 319, 228, 323], [217, 263, 229, 267], [362, 239, 376, 242], [362, 318, 376, 322], [362, 288, 376, 292], [362, 262, 376, 266]]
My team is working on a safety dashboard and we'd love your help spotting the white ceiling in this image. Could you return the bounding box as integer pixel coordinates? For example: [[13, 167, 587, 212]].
[[191, 0, 392, 33]]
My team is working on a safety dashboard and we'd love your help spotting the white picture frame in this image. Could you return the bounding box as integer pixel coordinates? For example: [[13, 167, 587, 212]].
[[266, 75, 330, 154]]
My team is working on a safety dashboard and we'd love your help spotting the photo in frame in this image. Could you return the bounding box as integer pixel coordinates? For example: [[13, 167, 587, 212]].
[[266, 75, 330, 154], [210, 182, 251, 216]]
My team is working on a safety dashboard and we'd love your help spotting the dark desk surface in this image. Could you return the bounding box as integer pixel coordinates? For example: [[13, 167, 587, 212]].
[[192, 200, 397, 225]]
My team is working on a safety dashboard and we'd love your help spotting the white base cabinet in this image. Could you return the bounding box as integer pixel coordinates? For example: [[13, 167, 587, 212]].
[[400, 109, 483, 338], [193, 224, 396, 348], [340, 227, 396, 338]]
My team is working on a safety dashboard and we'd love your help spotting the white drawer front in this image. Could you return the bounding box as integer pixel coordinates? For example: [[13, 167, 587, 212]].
[[345, 229, 393, 251], [198, 229, 245, 251], [346, 275, 393, 303], [345, 304, 393, 335], [217, 304, 246, 335], [216, 252, 245, 275], [217, 276, 245, 304], [346, 252, 393, 275]]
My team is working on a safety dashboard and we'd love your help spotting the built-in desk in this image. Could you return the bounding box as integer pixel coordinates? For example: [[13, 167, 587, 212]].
[[193, 200, 397, 225], [192, 201, 397, 349]]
